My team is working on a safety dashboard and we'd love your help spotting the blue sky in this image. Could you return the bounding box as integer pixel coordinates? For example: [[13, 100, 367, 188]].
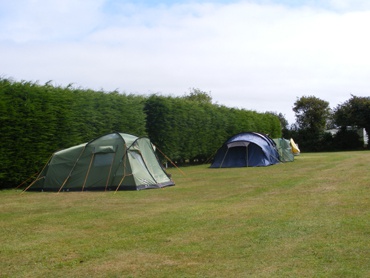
[[1, 0, 370, 124]]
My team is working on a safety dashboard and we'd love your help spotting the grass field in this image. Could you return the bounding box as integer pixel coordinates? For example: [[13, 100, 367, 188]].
[[1, 151, 370, 277]]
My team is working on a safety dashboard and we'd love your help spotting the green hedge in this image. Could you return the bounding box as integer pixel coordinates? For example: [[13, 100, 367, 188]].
[[0, 79, 146, 188], [145, 95, 281, 163], [0, 79, 281, 188]]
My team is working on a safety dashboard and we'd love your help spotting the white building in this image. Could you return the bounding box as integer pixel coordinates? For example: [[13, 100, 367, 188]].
[[326, 127, 368, 147]]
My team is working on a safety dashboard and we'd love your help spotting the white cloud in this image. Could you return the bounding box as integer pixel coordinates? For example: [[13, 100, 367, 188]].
[[1, 0, 370, 124], [327, 0, 370, 11], [0, 0, 105, 42]]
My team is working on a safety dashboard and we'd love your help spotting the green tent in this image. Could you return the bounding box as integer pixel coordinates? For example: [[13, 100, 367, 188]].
[[273, 138, 294, 162], [28, 132, 175, 191]]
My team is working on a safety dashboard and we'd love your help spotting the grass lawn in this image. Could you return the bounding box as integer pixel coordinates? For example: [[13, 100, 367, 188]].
[[1, 151, 370, 277]]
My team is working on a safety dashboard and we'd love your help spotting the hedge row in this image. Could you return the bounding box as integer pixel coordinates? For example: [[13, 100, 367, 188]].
[[145, 95, 281, 163], [0, 78, 281, 188], [0, 79, 146, 188]]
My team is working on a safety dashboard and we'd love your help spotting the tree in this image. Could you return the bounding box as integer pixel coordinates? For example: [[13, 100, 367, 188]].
[[266, 111, 289, 137], [333, 95, 370, 141], [277, 112, 289, 130], [183, 88, 212, 104], [293, 96, 331, 132], [292, 96, 331, 151]]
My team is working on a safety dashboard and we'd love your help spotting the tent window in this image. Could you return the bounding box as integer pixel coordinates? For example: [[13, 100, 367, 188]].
[[129, 150, 146, 168], [93, 145, 116, 154], [94, 153, 114, 167], [227, 141, 250, 148]]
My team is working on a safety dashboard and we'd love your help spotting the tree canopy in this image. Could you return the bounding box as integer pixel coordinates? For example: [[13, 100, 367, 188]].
[[334, 95, 370, 137], [293, 96, 331, 132], [183, 88, 213, 104], [291, 96, 331, 151]]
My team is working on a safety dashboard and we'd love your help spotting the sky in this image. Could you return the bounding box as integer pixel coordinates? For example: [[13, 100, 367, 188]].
[[1, 0, 370, 125]]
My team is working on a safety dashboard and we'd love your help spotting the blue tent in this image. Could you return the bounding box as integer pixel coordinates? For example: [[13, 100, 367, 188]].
[[210, 132, 280, 168]]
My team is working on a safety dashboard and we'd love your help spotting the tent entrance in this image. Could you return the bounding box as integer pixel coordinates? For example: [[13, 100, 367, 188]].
[[219, 142, 253, 168], [224, 141, 250, 167]]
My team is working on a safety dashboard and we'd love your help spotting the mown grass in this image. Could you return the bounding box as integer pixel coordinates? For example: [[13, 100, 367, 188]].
[[1, 151, 370, 277]]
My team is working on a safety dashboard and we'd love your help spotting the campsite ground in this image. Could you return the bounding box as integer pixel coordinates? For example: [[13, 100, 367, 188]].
[[1, 151, 370, 277]]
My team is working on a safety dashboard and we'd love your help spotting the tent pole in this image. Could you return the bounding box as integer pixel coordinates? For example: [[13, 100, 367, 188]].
[[220, 148, 229, 168], [204, 149, 218, 164], [21, 177, 44, 194], [17, 172, 38, 190], [154, 145, 186, 176], [58, 145, 87, 193], [104, 152, 116, 191], [246, 146, 248, 167], [58, 176, 72, 193], [115, 151, 128, 193], [20, 153, 53, 192], [81, 153, 95, 192]]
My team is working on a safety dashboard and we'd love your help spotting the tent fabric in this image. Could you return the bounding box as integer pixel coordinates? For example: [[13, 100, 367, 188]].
[[273, 138, 294, 162], [29, 132, 174, 191], [290, 138, 301, 155], [210, 132, 280, 168]]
